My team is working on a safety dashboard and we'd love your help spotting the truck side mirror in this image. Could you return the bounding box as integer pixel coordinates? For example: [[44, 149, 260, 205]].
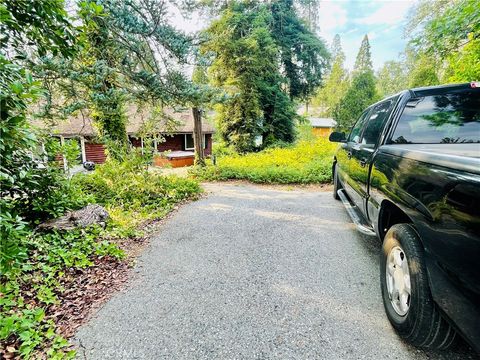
[[329, 131, 346, 143]]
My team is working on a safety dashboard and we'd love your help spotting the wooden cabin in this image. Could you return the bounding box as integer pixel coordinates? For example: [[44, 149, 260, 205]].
[[37, 108, 214, 168]]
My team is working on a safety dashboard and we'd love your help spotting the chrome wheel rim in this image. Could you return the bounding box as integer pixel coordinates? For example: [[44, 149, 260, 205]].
[[386, 246, 411, 316]]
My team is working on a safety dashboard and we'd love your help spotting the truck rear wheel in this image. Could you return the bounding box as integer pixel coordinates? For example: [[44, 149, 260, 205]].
[[380, 224, 456, 350]]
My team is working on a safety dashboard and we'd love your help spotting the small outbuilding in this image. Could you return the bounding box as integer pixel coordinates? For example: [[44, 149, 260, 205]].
[[309, 117, 336, 137]]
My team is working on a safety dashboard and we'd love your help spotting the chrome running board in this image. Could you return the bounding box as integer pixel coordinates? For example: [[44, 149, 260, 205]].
[[337, 189, 376, 236]]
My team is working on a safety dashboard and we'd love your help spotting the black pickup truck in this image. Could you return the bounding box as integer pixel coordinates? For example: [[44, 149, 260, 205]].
[[329, 82, 480, 352]]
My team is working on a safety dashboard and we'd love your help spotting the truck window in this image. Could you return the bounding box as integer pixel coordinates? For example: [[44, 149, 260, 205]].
[[391, 91, 480, 144], [348, 109, 370, 143], [361, 98, 397, 147]]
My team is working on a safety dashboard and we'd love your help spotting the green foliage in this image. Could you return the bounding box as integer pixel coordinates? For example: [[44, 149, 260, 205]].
[[376, 61, 408, 97], [43, 137, 81, 170], [445, 34, 480, 82], [0, 54, 89, 276], [74, 1, 128, 148], [403, 0, 479, 85], [191, 137, 337, 184], [353, 35, 373, 75], [411, 0, 480, 58], [203, 0, 328, 152], [1, 167, 91, 274], [312, 34, 349, 116], [1, 227, 123, 359], [73, 151, 202, 236], [407, 55, 440, 88], [270, 0, 329, 101], [0, 0, 82, 279], [0, 0, 77, 59], [204, 3, 279, 152], [333, 72, 378, 131]]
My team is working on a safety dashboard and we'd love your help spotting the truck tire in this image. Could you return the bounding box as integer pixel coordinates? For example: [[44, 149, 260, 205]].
[[380, 224, 456, 350], [333, 163, 342, 200]]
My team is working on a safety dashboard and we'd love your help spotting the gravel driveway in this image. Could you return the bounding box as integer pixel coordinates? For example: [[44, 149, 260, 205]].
[[75, 183, 476, 359]]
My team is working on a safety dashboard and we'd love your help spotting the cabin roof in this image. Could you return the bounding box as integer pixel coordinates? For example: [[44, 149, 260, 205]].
[[32, 107, 215, 137], [309, 117, 336, 128]]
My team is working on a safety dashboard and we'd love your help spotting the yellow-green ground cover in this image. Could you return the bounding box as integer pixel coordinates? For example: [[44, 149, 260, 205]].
[[191, 137, 337, 184]]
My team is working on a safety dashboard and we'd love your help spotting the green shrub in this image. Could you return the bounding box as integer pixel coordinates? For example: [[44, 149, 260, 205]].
[[72, 152, 202, 236], [1, 170, 91, 275], [1, 150, 202, 358], [191, 137, 337, 184], [1, 227, 123, 359]]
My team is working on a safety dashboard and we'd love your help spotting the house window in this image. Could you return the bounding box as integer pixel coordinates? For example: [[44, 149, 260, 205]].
[[184, 134, 207, 150], [185, 134, 195, 150]]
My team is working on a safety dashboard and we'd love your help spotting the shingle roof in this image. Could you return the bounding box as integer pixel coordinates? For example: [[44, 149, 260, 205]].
[[32, 107, 215, 137], [309, 117, 336, 128]]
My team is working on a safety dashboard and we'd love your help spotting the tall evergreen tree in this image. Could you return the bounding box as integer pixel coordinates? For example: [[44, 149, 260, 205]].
[[203, 3, 279, 152], [330, 34, 343, 64], [333, 72, 377, 131], [297, 0, 320, 31], [203, 0, 328, 151], [353, 35, 373, 75], [376, 60, 408, 97], [312, 34, 349, 116], [270, 0, 329, 102], [333, 35, 377, 130]]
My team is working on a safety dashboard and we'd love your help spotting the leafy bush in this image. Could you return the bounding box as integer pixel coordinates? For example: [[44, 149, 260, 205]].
[[191, 137, 337, 184], [1, 150, 202, 358], [73, 152, 202, 237], [1, 227, 123, 359]]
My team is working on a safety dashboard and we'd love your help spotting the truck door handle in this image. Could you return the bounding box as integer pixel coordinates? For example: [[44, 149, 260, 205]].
[[359, 158, 367, 167], [347, 151, 352, 159]]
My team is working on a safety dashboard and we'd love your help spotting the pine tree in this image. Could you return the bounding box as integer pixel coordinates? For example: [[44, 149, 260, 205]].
[[333, 72, 377, 131], [270, 0, 329, 101], [203, 0, 328, 151], [354, 35, 373, 75], [376, 60, 408, 97], [330, 34, 343, 64], [333, 35, 377, 130], [312, 34, 349, 116]]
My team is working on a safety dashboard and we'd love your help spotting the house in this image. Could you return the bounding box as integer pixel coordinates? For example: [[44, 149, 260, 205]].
[[37, 108, 215, 168], [309, 117, 336, 137]]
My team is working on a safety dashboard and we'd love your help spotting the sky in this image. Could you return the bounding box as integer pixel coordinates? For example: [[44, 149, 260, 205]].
[[170, 0, 417, 72], [317, 0, 416, 71]]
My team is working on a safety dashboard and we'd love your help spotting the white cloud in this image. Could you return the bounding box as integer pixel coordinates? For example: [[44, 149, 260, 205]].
[[345, 27, 359, 35], [318, 1, 348, 41], [355, 0, 414, 26]]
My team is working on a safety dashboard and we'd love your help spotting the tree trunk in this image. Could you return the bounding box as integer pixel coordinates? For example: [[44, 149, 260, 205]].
[[192, 107, 205, 167]]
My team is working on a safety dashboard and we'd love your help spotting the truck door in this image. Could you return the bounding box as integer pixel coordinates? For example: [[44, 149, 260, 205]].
[[348, 98, 398, 216], [339, 109, 371, 201]]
